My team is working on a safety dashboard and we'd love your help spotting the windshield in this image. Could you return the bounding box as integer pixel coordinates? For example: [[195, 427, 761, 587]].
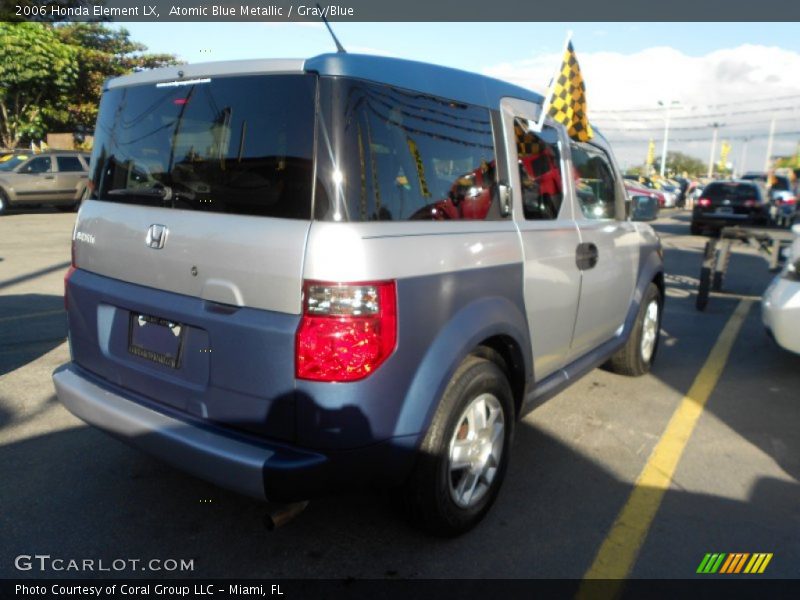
[[90, 74, 316, 219], [0, 154, 31, 171]]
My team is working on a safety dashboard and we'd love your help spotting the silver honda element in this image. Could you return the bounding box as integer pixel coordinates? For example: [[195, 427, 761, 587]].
[[53, 54, 663, 535]]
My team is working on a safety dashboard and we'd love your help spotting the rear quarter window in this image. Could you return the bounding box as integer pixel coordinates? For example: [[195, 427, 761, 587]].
[[56, 156, 85, 172], [314, 78, 501, 222]]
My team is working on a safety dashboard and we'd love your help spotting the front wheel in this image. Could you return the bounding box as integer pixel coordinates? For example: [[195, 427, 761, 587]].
[[606, 282, 662, 376], [403, 356, 514, 536]]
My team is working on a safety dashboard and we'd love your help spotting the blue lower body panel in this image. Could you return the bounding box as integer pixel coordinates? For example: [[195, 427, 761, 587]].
[[53, 363, 420, 500]]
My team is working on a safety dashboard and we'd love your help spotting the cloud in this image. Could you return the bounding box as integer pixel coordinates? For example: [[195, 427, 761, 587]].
[[481, 44, 800, 171], [482, 44, 800, 110]]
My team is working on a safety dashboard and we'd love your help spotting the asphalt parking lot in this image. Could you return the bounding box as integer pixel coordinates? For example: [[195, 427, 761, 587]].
[[0, 208, 798, 580]]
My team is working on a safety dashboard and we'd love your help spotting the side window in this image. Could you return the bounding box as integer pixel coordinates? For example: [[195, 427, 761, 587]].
[[56, 156, 85, 172], [513, 118, 563, 220], [569, 143, 619, 220], [22, 157, 52, 174], [315, 79, 500, 221]]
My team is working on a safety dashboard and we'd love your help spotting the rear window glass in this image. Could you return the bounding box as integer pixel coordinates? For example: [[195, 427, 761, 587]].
[[771, 176, 791, 191], [314, 77, 500, 221], [704, 183, 759, 200], [90, 74, 316, 219], [57, 156, 85, 172]]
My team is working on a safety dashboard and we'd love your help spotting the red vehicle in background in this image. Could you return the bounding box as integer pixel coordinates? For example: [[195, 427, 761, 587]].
[[625, 179, 666, 208]]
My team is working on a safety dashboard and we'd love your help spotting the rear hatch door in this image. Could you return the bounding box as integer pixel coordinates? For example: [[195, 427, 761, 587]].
[[68, 71, 317, 441]]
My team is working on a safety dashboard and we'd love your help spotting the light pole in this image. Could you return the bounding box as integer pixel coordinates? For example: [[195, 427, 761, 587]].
[[738, 136, 751, 178], [764, 117, 776, 173], [707, 122, 722, 179], [658, 100, 680, 177]]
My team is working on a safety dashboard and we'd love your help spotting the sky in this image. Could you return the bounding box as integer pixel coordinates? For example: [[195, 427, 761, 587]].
[[121, 22, 800, 173]]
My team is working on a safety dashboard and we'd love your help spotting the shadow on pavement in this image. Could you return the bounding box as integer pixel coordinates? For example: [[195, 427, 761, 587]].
[[0, 416, 797, 579], [0, 261, 71, 291], [0, 294, 66, 377]]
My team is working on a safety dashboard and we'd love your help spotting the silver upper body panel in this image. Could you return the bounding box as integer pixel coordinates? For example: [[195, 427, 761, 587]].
[[73, 201, 310, 315]]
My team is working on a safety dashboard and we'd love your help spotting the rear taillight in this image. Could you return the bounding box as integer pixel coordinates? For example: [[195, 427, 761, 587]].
[[744, 199, 757, 207], [698, 197, 711, 207], [783, 196, 797, 205], [295, 280, 397, 382], [64, 239, 76, 310]]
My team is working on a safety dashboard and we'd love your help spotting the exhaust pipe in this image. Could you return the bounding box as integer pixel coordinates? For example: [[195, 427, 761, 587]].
[[264, 500, 309, 530]]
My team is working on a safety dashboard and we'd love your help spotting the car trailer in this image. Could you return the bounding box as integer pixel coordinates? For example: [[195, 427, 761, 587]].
[[696, 226, 794, 311]]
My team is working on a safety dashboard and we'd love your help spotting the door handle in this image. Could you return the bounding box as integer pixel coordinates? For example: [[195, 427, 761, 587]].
[[576, 242, 599, 270]]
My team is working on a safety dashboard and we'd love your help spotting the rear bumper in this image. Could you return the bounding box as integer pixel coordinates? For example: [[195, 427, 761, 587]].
[[53, 363, 419, 501], [692, 208, 767, 228]]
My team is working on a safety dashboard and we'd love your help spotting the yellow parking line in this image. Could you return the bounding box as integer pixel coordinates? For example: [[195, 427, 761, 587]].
[[579, 300, 752, 590], [0, 309, 65, 324]]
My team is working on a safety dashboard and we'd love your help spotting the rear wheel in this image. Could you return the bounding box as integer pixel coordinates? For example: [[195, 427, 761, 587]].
[[607, 282, 661, 376], [403, 355, 514, 536], [690, 222, 702, 236]]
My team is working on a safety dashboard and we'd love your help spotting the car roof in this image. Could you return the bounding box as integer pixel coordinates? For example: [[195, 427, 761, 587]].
[[105, 53, 545, 110], [103, 53, 612, 147]]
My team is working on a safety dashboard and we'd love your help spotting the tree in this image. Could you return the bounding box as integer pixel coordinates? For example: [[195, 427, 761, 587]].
[[51, 23, 179, 134], [774, 143, 800, 170], [653, 151, 707, 177], [0, 22, 77, 148], [0, 22, 179, 149]]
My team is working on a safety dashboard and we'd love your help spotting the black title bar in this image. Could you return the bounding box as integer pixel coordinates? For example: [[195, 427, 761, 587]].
[[4, 0, 800, 22]]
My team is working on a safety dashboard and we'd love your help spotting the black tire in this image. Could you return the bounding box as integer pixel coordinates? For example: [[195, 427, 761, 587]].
[[690, 222, 702, 236], [696, 266, 712, 311], [56, 203, 79, 212], [403, 355, 514, 536], [0, 189, 9, 215], [606, 282, 662, 376]]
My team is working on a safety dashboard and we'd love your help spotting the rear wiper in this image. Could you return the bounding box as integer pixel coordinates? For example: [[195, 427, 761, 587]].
[[106, 185, 194, 204]]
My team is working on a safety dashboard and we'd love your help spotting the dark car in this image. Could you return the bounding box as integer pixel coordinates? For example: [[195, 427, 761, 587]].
[[690, 180, 769, 235]]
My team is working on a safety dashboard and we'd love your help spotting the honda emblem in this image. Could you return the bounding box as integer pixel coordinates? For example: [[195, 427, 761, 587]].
[[146, 224, 168, 249]]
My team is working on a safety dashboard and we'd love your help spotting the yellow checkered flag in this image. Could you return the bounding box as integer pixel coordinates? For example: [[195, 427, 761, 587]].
[[514, 120, 544, 157], [541, 39, 593, 142]]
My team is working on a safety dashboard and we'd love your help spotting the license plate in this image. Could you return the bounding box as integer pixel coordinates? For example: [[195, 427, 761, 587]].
[[715, 207, 733, 214], [128, 313, 184, 369]]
